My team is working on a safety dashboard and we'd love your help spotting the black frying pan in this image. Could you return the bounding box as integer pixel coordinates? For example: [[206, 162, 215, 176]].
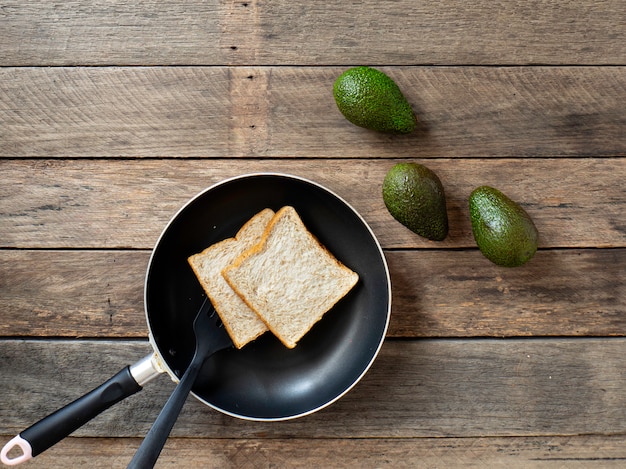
[[1, 173, 391, 465]]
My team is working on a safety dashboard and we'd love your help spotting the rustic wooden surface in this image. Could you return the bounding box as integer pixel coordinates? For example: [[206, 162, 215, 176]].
[[1, 0, 625, 467], [1, 67, 624, 158]]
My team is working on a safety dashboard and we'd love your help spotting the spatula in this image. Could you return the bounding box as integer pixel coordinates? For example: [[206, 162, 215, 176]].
[[127, 297, 232, 469]]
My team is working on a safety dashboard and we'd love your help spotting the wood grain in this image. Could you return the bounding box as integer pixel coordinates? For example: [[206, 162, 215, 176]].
[[1, 67, 624, 158], [0, 1, 624, 66], [389, 248, 626, 338], [1, 339, 625, 438], [0, 250, 146, 338], [1, 249, 624, 339], [6, 435, 626, 468], [1, 159, 624, 249]]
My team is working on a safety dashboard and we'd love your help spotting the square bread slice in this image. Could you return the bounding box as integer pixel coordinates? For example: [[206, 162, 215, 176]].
[[223, 206, 359, 349], [187, 208, 274, 349]]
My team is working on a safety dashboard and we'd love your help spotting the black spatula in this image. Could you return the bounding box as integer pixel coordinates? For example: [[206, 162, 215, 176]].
[[127, 297, 232, 469]]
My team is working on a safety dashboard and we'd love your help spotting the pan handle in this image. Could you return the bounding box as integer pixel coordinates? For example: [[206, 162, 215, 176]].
[[1, 354, 161, 466]]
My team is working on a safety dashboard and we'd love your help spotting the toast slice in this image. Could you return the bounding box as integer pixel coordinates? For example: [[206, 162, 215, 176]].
[[187, 209, 274, 349], [223, 206, 359, 349]]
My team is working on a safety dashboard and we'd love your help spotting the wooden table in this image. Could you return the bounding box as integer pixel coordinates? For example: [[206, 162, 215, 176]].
[[1, 1, 625, 467]]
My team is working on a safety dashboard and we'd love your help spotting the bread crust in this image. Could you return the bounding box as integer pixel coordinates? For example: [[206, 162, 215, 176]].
[[223, 206, 359, 348], [187, 209, 274, 348]]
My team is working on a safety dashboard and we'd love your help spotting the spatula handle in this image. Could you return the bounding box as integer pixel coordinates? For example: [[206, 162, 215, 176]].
[[126, 357, 204, 469]]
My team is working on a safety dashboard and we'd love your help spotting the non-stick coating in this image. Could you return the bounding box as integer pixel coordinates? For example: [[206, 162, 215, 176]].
[[145, 174, 390, 420]]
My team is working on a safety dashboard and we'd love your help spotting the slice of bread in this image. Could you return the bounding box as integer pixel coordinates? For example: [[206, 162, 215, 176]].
[[223, 206, 359, 349], [187, 209, 274, 349]]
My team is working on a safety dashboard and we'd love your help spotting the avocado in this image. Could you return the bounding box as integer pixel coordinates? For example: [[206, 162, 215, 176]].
[[333, 66, 417, 134], [382, 162, 449, 240], [469, 186, 538, 267]]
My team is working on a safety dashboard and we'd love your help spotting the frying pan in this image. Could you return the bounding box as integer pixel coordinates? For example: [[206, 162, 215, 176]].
[[1, 173, 391, 466]]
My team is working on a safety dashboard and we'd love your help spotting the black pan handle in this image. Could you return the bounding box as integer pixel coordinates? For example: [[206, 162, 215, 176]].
[[1, 355, 159, 466]]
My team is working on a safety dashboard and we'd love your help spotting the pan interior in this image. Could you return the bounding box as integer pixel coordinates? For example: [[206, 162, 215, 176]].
[[145, 174, 390, 420]]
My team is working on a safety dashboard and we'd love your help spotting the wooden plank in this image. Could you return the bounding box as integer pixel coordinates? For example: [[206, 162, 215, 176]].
[[1, 249, 624, 339], [0, 67, 231, 158], [1, 66, 625, 158], [1, 158, 624, 249], [5, 435, 626, 468], [1, 339, 625, 438], [389, 248, 626, 338], [0, 1, 624, 66], [0, 250, 146, 338]]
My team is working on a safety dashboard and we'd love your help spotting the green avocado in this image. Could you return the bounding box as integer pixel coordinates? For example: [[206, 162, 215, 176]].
[[333, 66, 417, 134], [469, 186, 538, 267], [382, 163, 449, 241]]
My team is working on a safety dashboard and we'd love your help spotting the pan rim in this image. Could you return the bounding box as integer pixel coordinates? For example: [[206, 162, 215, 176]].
[[144, 172, 391, 421]]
